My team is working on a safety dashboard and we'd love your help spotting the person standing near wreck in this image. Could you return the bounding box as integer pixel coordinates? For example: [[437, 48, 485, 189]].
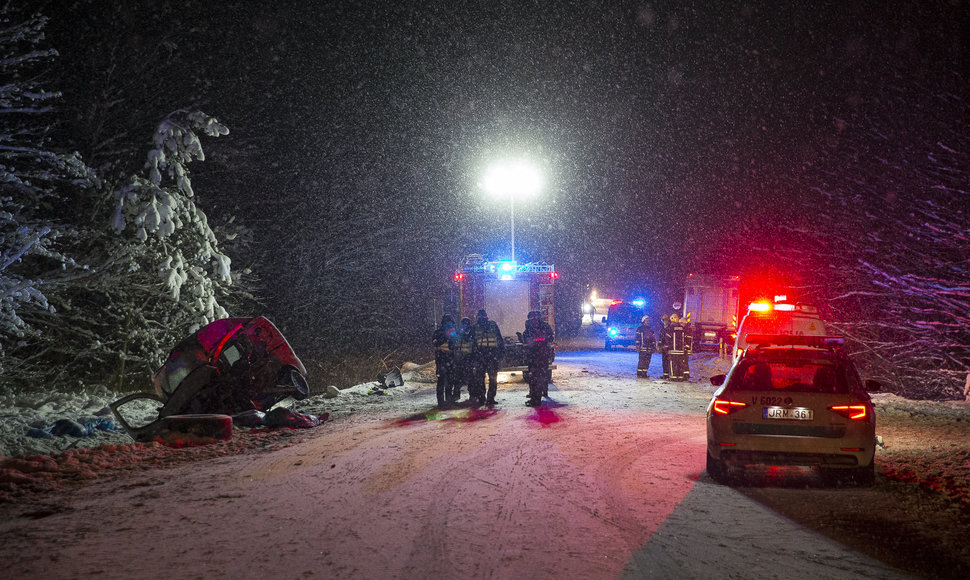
[[469, 309, 504, 406], [523, 310, 553, 407], [432, 314, 458, 408]]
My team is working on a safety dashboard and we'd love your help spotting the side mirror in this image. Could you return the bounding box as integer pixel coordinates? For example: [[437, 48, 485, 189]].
[[710, 374, 726, 387], [864, 379, 882, 392], [601, 316, 607, 323]]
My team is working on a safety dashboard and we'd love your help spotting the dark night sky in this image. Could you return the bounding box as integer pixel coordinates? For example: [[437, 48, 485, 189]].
[[40, 0, 968, 308]]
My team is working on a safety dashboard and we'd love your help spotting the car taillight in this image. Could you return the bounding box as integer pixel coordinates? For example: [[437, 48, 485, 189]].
[[829, 404, 868, 421], [713, 399, 747, 415]]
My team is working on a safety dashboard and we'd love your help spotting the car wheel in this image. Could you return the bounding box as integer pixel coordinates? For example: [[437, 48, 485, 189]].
[[278, 365, 310, 399], [706, 451, 728, 483]]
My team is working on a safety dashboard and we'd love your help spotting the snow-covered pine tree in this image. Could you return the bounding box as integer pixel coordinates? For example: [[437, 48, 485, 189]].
[[105, 109, 233, 387], [0, 10, 101, 389], [771, 76, 968, 399]]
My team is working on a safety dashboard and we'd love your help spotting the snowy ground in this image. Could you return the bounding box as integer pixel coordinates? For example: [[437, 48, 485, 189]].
[[1, 339, 969, 578], [2, 340, 969, 507]]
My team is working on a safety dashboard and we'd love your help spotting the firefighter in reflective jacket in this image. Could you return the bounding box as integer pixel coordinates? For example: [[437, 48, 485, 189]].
[[452, 317, 474, 403], [469, 309, 505, 405], [662, 313, 692, 381], [432, 314, 459, 407], [523, 311, 554, 406], [635, 315, 656, 378]]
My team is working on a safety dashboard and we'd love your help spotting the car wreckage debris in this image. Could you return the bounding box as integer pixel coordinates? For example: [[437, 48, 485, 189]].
[[111, 316, 313, 444]]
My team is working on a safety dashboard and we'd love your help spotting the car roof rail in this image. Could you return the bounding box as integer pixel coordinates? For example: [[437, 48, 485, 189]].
[[745, 334, 845, 349]]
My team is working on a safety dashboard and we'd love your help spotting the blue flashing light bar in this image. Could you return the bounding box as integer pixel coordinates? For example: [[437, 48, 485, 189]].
[[460, 256, 556, 276], [608, 327, 619, 337], [631, 298, 646, 307]]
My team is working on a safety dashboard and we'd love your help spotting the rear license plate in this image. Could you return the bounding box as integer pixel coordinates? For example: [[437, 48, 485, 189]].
[[763, 406, 813, 420]]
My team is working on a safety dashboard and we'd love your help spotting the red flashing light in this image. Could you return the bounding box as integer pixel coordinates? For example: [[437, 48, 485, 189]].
[[550, 271, 559, 279], [748, 302, 771, 312], [454, 272, 464, 281], [713, 399, 747, 415], [611, 299, 622, 305], [830, 404, 868, 421], [774, 303, 795, 311]]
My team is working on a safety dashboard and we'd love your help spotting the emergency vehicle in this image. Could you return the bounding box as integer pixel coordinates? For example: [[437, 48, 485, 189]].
[[453, 254, 557, 371], [707, 334, 880, 486], [604, 299, 646, 350], [681, 274, 741, 352], [732, 301, 827, 362]]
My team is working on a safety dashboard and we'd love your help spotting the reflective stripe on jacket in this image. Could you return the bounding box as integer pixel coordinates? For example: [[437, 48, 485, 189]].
[[474, 320, 502, 350]]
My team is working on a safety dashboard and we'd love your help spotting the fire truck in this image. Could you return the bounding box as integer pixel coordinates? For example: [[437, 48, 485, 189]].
[[681, 274, 741, 352], [453, 254, 557, 371]]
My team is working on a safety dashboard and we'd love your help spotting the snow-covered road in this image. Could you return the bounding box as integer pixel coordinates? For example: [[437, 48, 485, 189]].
[[0, 349, 935, 579]]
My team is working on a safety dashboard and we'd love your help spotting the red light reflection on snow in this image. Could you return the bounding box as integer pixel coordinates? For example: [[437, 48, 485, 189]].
[[525, 406, 563, 426]]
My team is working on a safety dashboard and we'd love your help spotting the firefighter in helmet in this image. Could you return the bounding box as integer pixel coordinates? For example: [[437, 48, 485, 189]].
[[432, 314, 458, 407], [469, 309, 505, 405], [523, 310, 554, 406], [663, 313, 692, 381], [635, 315, 656, 378]]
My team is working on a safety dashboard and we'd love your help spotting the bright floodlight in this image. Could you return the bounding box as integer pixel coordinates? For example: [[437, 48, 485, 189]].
[[481, 159, 543, 262], [482, 161, 542, 199]]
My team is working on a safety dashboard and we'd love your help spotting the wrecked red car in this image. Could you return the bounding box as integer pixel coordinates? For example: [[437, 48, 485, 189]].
[[111, 317, 309, 440]]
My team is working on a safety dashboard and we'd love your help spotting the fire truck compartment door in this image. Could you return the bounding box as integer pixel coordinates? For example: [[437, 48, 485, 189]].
[[484, 279, 530, 337]]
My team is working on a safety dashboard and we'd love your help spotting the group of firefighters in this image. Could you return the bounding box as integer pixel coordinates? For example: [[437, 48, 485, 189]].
[[432, 308, 554, 409], [635, 312, 692, 381], [433, 307, 691, 409]]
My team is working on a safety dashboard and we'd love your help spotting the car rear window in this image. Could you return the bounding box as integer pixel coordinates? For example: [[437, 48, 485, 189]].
[[728, 360, 848, 394]]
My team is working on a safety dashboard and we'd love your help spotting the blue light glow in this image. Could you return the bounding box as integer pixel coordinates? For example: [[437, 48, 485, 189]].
[[497, 260, 517, 272], [608, 328, 619, 337], [631, 299, 646, 307]]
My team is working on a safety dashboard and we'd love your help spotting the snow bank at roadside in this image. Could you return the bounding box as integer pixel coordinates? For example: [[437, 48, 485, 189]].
[[0, 361, 437, 460]]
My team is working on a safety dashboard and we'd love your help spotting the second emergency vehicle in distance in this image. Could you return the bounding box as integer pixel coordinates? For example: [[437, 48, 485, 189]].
[[733, 301, 827, 362], [682, 274, 740, 352], [604, 299, 646, 350]]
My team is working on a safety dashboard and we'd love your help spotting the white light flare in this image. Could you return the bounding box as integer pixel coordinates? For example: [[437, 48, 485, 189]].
[[481, 160, 543, 199]]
